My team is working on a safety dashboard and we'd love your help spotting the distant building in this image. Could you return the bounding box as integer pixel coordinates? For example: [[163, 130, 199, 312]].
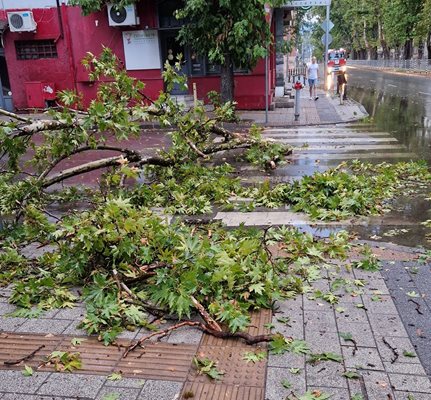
[[0, 0, 293, 111]]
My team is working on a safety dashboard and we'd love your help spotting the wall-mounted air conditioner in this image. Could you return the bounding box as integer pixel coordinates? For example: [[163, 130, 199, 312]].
[[107, 3, 139, 26], [7, 11, 37, 33]]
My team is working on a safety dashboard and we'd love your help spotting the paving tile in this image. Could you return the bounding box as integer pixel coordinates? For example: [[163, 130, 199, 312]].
[[306, 361, 348, 389], [389, 374, 431, 393], [1, 395, 76, 400], [394, 391, 431, 400], [274, 298, 303, 315], [37, 373, 105, 398], [167, 326, 203, 345], [97, 386, 140, 400], [0, 317, 26, 332], [268, 352, 305, 369], [104, 378, 146, 389], [0, 303, 17, 316], [272, 316, 304, 339], [0, 370, 51, 394], [265, 366, 306, 399], [16, 319, 72, 335], [305, 331, 342, 354], [383, 361, 427, 376], [62, 322, 89, 337], [367, 313, 409, 337], [303, 296, 333, 312], [361, 370, 395, 400], [304, 310, 337, 333], [52, 306, 85, 320], [139, 380, 182, 400], [342, 347, 385, 371], [306, 386, 350, 400], [362, 294, 399, 314], [376, 336, 421, 364], [338, 322, 377, 348]]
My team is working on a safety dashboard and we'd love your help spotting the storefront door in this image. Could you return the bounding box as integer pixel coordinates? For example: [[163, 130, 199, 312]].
[[0, 49, 12, 111]]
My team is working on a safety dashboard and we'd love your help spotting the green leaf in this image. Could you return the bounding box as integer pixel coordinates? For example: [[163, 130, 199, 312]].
[[342, 370, 360, 379], [308, 352, 343, 365], [281, 379, 292, 389], [71, 338, 85, 346], [407, 291, 420, 298], [242, 350, 266, 363], [22, 365, 33, 377], [288, 367, 301, 374], [351, 394, 364, 400], [403, 351, 417, 358], [102, 394, 120, 400], [339, 332, 353, 341], [107, 372, 122, 381], [298, 390, 332, 400]]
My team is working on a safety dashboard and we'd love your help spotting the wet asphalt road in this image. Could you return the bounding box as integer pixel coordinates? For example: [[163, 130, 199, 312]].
[[348, 67, 431, 377]]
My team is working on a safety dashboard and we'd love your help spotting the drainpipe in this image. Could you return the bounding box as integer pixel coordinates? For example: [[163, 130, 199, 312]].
[[56, 0, 64, 39], [60, 2, 78, 93]]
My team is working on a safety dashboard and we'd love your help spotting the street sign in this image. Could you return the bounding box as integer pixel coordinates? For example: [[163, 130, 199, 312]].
[[321, 20, 334, 32], [321, 33, 333, 46], [284, 0, 331, 7]]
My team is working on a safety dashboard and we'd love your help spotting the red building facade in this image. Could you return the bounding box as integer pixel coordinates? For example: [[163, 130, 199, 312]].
[[0, 0, 277, 111]]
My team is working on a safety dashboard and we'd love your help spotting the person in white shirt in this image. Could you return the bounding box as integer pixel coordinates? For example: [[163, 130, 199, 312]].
[[307, 56, 319, 100]]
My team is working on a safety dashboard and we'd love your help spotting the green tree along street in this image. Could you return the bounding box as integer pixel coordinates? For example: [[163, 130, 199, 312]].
[[1, 48, 431, 348], [71, 0, 284, 102], [310, 0, 431, 60]]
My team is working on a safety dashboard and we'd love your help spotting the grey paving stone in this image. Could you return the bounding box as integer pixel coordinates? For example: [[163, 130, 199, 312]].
[[62, 322, 89, 337], [104, 378, 146, 389], [139, 380, 182, 400], [0, 303, 17, 316], [335, 305, 368, 325], [305, 331, 342, 354], [16, 318, 72, 335], [376, 336, 421, 364], [0, 317, 26, 332], [52, 306, 85, 320], [37, 373, 105, 398], [97, 386, 140, 400], [394, 391, 431, 400], [362, 370, 395, 400], [167, 326, 203, 344], [274, 298, 303, 314], [272, 316, 304, 339], [389, 374, 431, 393], [305, 386, 350, 400], [265, 366, 306, 399], [383, 361, 427, 376], [1, 395, 75, 400], [117, 329, 139, 340], [338, 322, 377, 348], [363, 294, 399, 314], [306, 362, 348, 389], [268, 352, 305, 369], [367, 313, 409, 337], [303, 296, 333, 312], [304, 310, 337, 333], [0, 370, 51, 394], [342, 346, 385, 371]]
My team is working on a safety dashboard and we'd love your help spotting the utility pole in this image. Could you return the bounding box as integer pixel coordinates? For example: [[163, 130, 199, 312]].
[[324, 4, 330, 91]]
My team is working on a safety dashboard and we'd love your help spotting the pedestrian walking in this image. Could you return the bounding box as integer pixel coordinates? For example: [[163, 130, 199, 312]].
[[307, 56, 319, 101]]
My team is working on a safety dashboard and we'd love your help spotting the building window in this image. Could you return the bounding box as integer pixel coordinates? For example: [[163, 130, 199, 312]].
[[15, 40, 58, 60]]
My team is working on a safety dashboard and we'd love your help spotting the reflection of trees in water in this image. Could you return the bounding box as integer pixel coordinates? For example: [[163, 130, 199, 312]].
[[349, 86, 431, 157]]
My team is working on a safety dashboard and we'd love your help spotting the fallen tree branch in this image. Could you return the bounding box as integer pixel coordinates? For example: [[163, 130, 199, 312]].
[[123, 320, 275, 358], [0, 108, 32, 123], [190, 296, 222, 332], [382, 337, 399, 364]]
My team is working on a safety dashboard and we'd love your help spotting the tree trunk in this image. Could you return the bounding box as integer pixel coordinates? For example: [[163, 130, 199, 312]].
[[220, 53, 234, 103], [427, 33, 431, 60], [378, 19, 390, 59], [363, 20, 371, 60]]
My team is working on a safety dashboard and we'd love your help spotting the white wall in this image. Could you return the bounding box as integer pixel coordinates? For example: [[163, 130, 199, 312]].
[[1, 0, 69, 10]]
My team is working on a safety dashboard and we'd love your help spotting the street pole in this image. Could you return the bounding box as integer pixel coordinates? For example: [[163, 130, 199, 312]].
[[324, 4, 330, 91]]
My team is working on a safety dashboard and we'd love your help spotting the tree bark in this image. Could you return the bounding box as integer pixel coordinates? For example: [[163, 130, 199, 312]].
[[220, 53, 234, 103]]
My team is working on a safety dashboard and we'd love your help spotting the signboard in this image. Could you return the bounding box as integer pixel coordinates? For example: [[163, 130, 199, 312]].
[[283, 0, 331, 7], [321, 33, 333, 46], [122, 30, 161, 71], [321, 20, 334, 32]]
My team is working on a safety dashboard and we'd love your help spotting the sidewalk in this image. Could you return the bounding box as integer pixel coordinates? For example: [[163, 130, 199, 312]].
[[238, 89, 368, 126]]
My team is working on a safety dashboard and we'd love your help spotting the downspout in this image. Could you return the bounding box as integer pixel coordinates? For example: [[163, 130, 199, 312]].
[[56, 0, 64, 39]]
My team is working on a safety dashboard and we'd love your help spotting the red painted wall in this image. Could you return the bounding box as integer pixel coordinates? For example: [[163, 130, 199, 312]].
[[3, 2, 275, 110]]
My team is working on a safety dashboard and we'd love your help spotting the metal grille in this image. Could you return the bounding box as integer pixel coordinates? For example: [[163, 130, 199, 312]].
[[15, 40, 58, 60]]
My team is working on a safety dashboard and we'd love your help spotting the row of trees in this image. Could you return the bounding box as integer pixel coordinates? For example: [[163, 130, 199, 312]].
[[311, 0, 431, 60]]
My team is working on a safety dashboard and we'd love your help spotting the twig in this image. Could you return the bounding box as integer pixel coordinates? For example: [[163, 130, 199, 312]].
[[190, 296, 222, 332], [382, 337, 399, 364], [408, 299, 423, 315], [3, 344, 45, 365], [123, 320, 275, 358], [0, 108, 32, 123]]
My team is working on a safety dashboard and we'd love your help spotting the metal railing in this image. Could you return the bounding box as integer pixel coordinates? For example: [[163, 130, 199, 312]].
[[287, 67, 307, 84], [348, 59, 431, 74]]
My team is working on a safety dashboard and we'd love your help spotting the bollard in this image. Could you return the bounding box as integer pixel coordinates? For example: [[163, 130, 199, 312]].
[[293, 81, 304, 121]]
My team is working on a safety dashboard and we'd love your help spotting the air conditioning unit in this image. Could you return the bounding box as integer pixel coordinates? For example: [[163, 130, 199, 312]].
[[7, 11, 37, 33], [107, 3, 139, 26]]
